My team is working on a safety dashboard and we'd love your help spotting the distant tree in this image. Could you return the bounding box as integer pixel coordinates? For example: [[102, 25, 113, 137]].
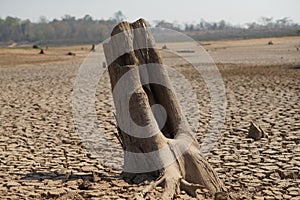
[[156, 20, 178, 30], [39, 16, 48, 24], [275, 17, 292, 28], [83, 14, 93, 22], [199, 19, 205, 30], [218, 20, 226, 30], [246, 22, 259, 29], [113, 10, 126, 23], [62, 15, 76, 21], [171, 21, 182, 31], [260, 17, 274, 28], [1, 16, 21, 41], [20, 19, 31, 41], [212, 22, 217, 30]]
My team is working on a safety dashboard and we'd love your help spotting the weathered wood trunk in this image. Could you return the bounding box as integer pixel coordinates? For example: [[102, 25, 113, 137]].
[[103, 18, 226, 199]]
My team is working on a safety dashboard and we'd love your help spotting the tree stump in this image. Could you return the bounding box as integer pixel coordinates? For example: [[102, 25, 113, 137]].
[[103, 18, 226, 199], [91, 44, 96, 52]]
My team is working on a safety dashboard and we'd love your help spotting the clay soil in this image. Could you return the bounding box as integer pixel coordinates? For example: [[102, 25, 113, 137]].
[[0, 37, 299, 199]]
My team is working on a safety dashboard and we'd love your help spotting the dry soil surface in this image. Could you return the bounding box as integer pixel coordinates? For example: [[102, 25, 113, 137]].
[[0, 37, 299, 199]]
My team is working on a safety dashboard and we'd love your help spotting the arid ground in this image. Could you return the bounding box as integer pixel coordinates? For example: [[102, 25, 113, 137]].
[[0, 36, 299, 199]]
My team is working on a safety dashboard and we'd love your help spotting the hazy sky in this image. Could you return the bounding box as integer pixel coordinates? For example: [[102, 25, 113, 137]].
[[0, 0, 299, 25]]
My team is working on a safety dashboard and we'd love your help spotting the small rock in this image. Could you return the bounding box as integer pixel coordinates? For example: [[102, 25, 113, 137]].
[[247, 122, 265, 141], [162, 44, 168, 49], [78, 179, 92, 190], [92, 171, 100, 182], [180, 190, 186, 195], [67, 52, 76, 56]]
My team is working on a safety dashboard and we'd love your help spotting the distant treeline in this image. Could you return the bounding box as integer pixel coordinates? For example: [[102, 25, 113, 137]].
[[158, 16, 300, 40], [0, 12, 299, 45], [0, 14, 117, 45]]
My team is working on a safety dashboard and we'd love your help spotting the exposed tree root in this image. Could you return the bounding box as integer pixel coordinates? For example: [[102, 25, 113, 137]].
[[135, 167, 227, 199], [134, 142, 227, 200]]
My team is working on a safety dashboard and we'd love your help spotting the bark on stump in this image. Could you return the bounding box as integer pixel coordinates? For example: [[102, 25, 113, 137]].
[[103, 18, 226, 199]]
